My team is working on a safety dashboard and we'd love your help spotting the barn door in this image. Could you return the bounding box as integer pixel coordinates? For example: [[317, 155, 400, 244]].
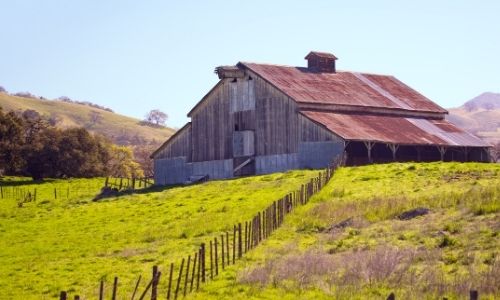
[[232, 130, 255, 176]]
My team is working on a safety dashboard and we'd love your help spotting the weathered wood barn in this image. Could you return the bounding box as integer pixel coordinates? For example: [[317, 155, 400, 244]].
[[152, 51, 490, 185]]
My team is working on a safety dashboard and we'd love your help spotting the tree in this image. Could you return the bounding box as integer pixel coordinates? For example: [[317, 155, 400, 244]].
[[133, 144, 156, 177], [0, 107, 25, 174], [107, 145, 144, 178], [144, 109, 168, 126], [0, 86, 6, 93]]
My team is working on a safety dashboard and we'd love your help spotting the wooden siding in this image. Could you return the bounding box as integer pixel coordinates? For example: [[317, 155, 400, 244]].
[[298, 113, 340, 142], [191, 76, 257, 162], [187, 68, 345, 163], [234, 110, 255, 131], [154, 124, 192, 159], [233, 131, 255, 157]]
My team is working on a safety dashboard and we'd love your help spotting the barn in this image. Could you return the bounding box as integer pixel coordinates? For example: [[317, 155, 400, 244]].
[[152, 51, 490, 185]]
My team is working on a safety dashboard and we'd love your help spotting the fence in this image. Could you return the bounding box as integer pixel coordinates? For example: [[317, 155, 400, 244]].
[[104, 177, 154, 191], [58, 155, 345, 299], [0, 183, 104, 205]]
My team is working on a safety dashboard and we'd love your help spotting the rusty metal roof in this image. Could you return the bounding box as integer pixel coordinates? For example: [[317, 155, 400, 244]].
[[240, 62, 447, 114], [302, 111, 490, 147], [305, 51, 338, 60]]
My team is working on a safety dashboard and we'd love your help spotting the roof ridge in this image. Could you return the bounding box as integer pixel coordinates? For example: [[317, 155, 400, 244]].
[[240, 61, 393, 77]]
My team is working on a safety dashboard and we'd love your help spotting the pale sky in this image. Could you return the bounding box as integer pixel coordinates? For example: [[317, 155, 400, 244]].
[[1, 1, 499, 128]]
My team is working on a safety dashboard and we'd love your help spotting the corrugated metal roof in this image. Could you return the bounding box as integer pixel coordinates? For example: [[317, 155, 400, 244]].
[[302, 111, 490, 147], [240, 62, 447, 114], [305, 51, 338, 60]]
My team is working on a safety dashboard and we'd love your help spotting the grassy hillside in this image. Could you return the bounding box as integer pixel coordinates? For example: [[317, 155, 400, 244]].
[[447, 108, 500, 145], [447, 92, 500, 144], [0, 171, 317, 299], [190, 163, 500, 300], [0, 92, 175, 146]]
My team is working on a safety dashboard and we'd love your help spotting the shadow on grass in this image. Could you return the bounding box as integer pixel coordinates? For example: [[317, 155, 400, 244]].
[[92, 183, 188, 201]]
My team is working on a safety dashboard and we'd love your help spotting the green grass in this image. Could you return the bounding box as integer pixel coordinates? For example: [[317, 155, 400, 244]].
[[189, 162, 500, 300], [0, 93, 175, 145], [0, 170, 317, 299]]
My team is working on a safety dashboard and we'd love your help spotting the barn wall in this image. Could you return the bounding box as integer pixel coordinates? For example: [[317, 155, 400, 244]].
[[255, 153, 299, 174], [252, 74, 299, 156], [154, 124, 192, 160], [298, 141, 344, 169], [190, 77, 257, 162], [191, 159, 233, 180], [154, 157, 191, 185], [154, 157, 234, 185]]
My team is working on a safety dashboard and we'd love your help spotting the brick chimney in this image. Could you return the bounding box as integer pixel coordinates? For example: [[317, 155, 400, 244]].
[[305, 51, 338, 73]]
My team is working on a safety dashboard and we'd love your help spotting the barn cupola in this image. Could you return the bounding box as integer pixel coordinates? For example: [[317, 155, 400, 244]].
[[305, 51, 338, 73]]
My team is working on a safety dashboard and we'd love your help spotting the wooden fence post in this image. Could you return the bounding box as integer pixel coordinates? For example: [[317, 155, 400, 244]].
[[244, 221, 248, 253], [200, 243, 206, 283], [197, 248, 201, 289], [54, 188, 57, 199], [138, 277, 153, 300], [470, 290, 478, 300], [167, 262, 174, 300], [233, 225, 236, 264], [209, 240, 214, 279], [99, 280, 104, 300], [221, 234, 225, 270], [112, 277, 118, 300], [183, 255, 191, 297], [214, 237, 219, 275], [238, 223, 242, 258], [174, 258, 185, 300], [226, 231, 230, 265], [190, 252, 197, 292], [151, 265, 158, 300], [131, 275, 141, 300], [59, 291, 67, 300]]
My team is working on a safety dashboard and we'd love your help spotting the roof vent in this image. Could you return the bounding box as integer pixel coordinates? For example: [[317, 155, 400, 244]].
[[305, 51, 338, 73]]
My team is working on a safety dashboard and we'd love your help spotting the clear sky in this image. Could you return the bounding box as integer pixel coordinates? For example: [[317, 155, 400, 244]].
[[1, 1, 499, 128]]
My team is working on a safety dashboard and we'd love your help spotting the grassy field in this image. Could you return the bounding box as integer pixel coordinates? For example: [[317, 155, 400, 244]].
[[0, 93, 175, 145], [0, 170, 317, 299], [188, 162, 500, 300]]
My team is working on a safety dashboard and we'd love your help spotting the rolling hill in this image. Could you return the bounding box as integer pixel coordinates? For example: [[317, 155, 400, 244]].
[[0, 92, 175, 146], [447, 92, 500, 145]]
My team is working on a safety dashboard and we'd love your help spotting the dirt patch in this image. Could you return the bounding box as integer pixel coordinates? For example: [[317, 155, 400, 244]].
[[324, 216, 369, 233], [398, 207, 430, 220]]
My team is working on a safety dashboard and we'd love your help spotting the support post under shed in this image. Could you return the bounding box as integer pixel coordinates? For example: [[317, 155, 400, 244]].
[[363, 141, 375, 163], [437, 146, 447, 161], [388, 144, 399, 161]]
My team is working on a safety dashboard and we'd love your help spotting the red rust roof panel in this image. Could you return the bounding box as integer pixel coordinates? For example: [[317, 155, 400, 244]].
[[302, 111, 489, 147], [241, 62, 447, 113]]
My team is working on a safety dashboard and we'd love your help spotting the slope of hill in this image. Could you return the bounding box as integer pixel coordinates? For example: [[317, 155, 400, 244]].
[[447, 92, 500, 145], [0, 170, 318, 299], [192, 163, 499, 299], [0, 92, 175, 146], [1, 163, 498, 299]]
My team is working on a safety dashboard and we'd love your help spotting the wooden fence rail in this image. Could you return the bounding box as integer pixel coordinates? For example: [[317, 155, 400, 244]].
[[104, 176, 154, 191], [59, 155, 346, 299]]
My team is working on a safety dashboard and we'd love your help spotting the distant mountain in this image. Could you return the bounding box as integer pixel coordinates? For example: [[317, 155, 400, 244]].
[[447, 92, 500, 145], [0, 92, 175, 146]]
